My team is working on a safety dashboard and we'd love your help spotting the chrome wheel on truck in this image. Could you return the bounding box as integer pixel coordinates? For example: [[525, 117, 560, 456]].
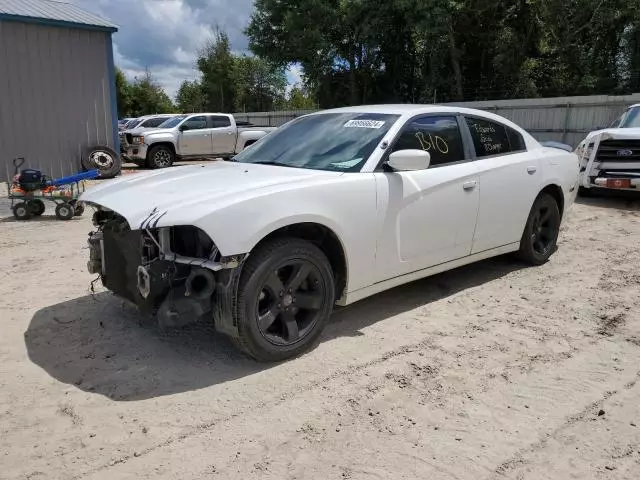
[[147, 145, 175, 169]]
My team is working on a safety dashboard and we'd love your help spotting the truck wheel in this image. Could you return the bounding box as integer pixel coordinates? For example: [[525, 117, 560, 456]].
[[147, 146, 174, 169], [233, 238, 335, 362], [82, 145, 121, 178], [518, 193, 561, 265]]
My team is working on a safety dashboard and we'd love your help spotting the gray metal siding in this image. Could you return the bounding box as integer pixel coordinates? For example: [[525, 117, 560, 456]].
[[0, 20, 115, 181]]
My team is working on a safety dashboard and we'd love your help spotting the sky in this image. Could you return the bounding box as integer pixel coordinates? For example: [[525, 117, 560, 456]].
[[74, 0, 303, 98]]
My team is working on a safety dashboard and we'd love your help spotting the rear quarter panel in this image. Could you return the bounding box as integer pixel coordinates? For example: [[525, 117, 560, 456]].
[[538, 147, 580, 213]]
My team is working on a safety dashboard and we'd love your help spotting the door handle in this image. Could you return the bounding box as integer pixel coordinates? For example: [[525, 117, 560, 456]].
[[462, 181, 477, 191], [527, 166, 537, 174]]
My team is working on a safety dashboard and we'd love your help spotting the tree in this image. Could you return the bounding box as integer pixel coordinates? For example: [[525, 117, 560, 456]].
[[197, 29, 237, 112], [176, 80, 206, 112], [234, 55, 287, 111], [115, 67, 131, 117], [128, 69, 175, 116], [286, 83, 316, 109], [246, 0, 640, 106]]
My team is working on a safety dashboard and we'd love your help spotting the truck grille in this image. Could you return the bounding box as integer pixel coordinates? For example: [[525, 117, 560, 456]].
[[596, 139, 640, 163], [126, 133, 134, 145]]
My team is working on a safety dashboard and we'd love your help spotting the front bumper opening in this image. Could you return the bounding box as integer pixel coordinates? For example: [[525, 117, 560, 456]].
[[86, 211, 245, 333]]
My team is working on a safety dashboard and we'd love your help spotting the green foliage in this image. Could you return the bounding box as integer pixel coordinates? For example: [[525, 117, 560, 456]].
[[115, 68, 175, 118], [176, 80, 206, 113], [286, 83, 317, 109], [234, 55, 287, 111], [115, 67, 131, 117], [127, 70, 176, 116], [195, 30, 288, 112], [247, 0, 640, 106]]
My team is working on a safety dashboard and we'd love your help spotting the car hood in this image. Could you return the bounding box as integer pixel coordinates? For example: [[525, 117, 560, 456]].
[[584, 127, 640, 142], [80, 161, 342, 230]]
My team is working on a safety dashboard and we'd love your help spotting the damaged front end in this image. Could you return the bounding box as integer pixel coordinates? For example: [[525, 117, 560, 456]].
[[87, 209, 245, 336]]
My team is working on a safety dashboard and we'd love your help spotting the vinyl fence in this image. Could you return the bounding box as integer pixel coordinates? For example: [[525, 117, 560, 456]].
[[234, 93, 640, 148]]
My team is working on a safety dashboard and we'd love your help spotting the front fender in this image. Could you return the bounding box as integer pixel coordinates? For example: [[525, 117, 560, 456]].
[[145, 132, 177, 146], [193, 174, 378, 293]]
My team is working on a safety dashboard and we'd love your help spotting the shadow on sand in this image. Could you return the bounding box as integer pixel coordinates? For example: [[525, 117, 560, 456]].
[[25, 256, 525, 401]]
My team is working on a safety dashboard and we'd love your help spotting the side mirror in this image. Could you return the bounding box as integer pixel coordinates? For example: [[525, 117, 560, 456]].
[[178, 125, 187, 132], [386, 149, 431, 171]]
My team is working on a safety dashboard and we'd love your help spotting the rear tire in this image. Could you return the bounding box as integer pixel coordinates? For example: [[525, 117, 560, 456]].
[[518, 193, 561, 265], [233, 238, 335, 362], [147, 145, 175, 169]]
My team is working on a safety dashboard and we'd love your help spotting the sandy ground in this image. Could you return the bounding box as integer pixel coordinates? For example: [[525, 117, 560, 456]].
[[1, 182, 640, 480]]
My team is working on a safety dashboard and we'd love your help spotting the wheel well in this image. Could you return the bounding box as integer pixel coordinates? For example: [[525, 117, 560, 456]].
[[540, 184, 564, 219], [146, 142, 176, 159], [243, 139, 257, 149], [254, 223, 348, 300]]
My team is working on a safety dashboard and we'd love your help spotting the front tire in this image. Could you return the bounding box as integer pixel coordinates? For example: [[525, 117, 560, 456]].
[[518, 193, 561, 265], [147, 145, 175, 169], [234, 238, 335, 362]]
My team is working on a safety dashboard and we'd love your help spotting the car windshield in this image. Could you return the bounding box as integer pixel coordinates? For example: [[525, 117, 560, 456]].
[[159, 115, 187, 128], [619, 107, 640, 128], [233, 112, 400, 172]]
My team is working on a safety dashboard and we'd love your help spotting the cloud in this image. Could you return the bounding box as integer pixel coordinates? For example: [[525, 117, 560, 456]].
[[74, 0, 255, 98]]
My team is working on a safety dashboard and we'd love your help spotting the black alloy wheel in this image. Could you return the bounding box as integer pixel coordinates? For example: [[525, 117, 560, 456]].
[[233, 238, 335, 362], [256, 261, 326, 346], [518, 193, 561, 265]]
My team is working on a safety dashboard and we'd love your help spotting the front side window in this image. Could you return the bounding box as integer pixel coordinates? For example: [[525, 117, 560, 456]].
[[391, 116, 465, 166], [125, 118, 140, 129], [159, 115, 187, 128], [465, 117, 513, 157], [233, 112, 399, 172], [209, 115, 232, 128], [181, 116, 207, 131]]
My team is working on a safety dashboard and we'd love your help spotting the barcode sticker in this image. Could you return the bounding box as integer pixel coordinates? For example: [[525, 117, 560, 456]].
[[344, 120, 385, 129]]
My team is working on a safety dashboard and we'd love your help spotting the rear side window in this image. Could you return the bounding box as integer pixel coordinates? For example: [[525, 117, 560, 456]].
[[465, 117, 513, 157], [208, 115, 231, 128], [392, 116, 465, 166]]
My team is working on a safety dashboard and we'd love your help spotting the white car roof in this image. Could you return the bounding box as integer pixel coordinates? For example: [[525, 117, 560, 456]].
[[314, 104, 527, 132]]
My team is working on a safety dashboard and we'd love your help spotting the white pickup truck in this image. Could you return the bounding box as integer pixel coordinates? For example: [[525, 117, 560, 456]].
[[121, 113, 276, 168], [576, 104, 640, 193]]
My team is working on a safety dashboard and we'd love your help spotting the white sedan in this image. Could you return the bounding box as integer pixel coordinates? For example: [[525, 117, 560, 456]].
[[81, 105, 579, 361]]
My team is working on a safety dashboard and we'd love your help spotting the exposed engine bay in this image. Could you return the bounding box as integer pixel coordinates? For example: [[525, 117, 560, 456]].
[[87, 208, 245, 335]]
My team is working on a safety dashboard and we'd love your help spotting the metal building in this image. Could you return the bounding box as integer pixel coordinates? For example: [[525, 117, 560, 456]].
[[0, 0, 118, 181]]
